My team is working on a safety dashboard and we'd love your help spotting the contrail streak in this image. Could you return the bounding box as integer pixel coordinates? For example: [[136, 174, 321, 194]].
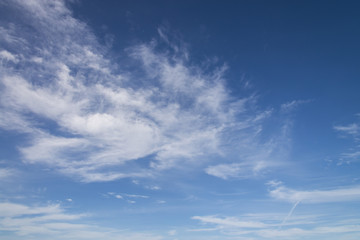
[[280, 200, 301, 229]]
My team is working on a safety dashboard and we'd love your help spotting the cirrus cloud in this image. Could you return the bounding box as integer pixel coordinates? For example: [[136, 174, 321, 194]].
[[0, 0, 281, 182]]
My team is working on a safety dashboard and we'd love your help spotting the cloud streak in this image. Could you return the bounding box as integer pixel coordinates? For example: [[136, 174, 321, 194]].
[[334, 123, 360, 137], [190, 183, 360, 238], [268, 183, 360, 203], [0, 201, 162, 240], [192, 213, 360, 239], [334, 116, 360, 164]]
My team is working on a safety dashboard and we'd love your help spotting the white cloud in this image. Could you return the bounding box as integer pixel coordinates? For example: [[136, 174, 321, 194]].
[[0, 201, 163, 240], [192, 215, 269, 229], [205, 162, 267, 180], [103, 192, 150, 202], [191, 183, 360, 238], [258, 225, 360, 239], [192, 213, 360, 239], [147, 185, 161, 190], [168, 229, 177, 235], [342, 151, 360, 160], [280, 99, 310, 112], [334, 123, 359, 136], [338, 150, 360, 165], [0, 168, 15, 180], [0, 0, 282, 182], [0, 50, 18, 63], [125, 194, 149, 199], [268, 183, 360, 203], [0, 202, 63, 218], [266, 180, 283, 187], [334, 118, 360, 164], [205, 120, 291, 180]]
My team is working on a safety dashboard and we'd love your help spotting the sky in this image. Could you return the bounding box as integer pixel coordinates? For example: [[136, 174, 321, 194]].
[[0, 0, 360, 239]]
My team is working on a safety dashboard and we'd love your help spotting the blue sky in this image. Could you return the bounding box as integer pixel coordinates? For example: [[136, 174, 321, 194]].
[[0, 0, 360, 239]]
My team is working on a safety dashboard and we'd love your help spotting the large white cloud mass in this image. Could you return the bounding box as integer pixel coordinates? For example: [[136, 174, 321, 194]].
[[0, 0, 283, 182]]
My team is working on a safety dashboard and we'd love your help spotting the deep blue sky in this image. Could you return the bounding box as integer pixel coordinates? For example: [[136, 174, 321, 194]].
[[71, 0, 360, 101], [1, 1, 360, 240]]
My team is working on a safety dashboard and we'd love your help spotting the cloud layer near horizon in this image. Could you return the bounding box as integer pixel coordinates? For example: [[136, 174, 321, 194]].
[[0, 201, 162, 240], [192, 212, 360, 239]]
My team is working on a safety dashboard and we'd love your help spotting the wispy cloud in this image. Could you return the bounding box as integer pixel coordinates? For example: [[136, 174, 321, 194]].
[[103, 192, 149, 202], [334, 116, 360, 164], [0, 168, 16, 180], [205, 162, 266, 180], [0, 50, 19, 63], [0, 201, 163, 240], [205, 118, 291, 180], [125, 194, 149, 199], [280, 99, 311, 112], [258, 225, 360, 239], [192, 215, 269, 229], [0, 0, 281, 182], [192, 213, 360, 239], [334, 123, 359, 137], [189, 182, 360, 238], [268, 182, 360, 203]]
